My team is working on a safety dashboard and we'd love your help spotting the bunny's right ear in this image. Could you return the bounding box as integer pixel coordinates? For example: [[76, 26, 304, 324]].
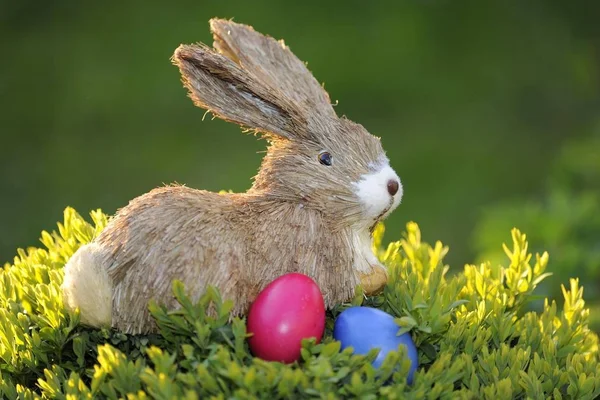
[[173, 43, 308, 140], [210, 19, 337, 120]]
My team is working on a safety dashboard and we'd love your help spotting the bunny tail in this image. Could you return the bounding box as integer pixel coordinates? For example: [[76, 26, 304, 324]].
[[61, 243, 113, 328]]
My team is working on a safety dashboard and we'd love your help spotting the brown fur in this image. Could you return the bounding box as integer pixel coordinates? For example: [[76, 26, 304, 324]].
[[62, 18, 399, 334]]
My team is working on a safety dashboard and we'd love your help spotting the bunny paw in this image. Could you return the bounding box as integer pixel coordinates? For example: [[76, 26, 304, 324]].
[[358, 266, 388, 295]]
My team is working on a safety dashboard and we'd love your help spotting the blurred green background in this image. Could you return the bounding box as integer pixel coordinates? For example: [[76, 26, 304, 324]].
[[2, 0, 599, 308]]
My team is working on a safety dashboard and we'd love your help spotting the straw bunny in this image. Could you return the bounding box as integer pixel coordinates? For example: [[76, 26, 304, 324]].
[[61, 18, 404, 334]]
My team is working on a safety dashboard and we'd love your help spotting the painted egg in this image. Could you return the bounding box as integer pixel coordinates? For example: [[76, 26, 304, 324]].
[[333, 306, 419, 383], [247, 273, 326, 363]]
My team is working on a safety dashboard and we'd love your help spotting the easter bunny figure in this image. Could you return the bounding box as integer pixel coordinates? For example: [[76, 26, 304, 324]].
[[61, 18, 403, 334]]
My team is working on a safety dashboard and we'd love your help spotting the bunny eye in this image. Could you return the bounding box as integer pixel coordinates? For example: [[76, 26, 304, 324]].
[[318, 151, 333, 166]]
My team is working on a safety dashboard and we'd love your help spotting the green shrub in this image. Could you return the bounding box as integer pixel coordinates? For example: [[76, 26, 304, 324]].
[[472, 132, 600, 332], [1, 208, 599, 399]]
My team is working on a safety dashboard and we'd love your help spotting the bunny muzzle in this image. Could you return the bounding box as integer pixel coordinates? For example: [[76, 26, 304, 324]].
[[352, 161, 403, 231]]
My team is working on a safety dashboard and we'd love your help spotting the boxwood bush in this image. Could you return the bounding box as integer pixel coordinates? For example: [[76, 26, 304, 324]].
[[1, 207, 599, 399], [472, 132, 600, 332]]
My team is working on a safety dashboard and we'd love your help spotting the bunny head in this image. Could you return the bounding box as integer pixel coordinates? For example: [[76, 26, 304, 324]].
[[173, 19, 403, 234]]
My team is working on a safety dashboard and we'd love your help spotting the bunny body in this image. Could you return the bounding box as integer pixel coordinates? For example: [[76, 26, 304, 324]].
[[61, 19, 403, 334]]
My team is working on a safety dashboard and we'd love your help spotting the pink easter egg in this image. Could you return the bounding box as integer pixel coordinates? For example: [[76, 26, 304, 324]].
[[247, 273, 326, 363]]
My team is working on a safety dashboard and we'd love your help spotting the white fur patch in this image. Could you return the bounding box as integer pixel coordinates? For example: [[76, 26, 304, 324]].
[[61, 243, 113, 328], [352, 161, 403, 223], [352, 228, 383, 273]]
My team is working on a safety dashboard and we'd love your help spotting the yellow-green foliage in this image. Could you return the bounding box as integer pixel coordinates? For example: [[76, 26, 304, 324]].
[[1, 208, 599, 399]]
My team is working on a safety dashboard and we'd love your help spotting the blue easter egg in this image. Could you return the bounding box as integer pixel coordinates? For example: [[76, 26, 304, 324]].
[[333, 306, 418, 384]]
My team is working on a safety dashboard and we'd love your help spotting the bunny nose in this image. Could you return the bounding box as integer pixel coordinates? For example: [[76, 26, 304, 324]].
[[387, 179, 399, 196]]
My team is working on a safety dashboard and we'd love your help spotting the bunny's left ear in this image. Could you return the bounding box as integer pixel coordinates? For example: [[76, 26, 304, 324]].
[[210, 18, 337, 120], [173, 43, 309, 140]]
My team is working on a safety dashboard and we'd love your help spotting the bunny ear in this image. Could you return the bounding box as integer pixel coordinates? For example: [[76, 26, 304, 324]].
[[172, 43, 309, 140], [210, 18, 337, 120]]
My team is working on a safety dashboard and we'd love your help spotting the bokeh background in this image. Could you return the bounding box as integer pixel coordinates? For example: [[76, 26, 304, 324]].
[[2, 1, 599, 324]]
